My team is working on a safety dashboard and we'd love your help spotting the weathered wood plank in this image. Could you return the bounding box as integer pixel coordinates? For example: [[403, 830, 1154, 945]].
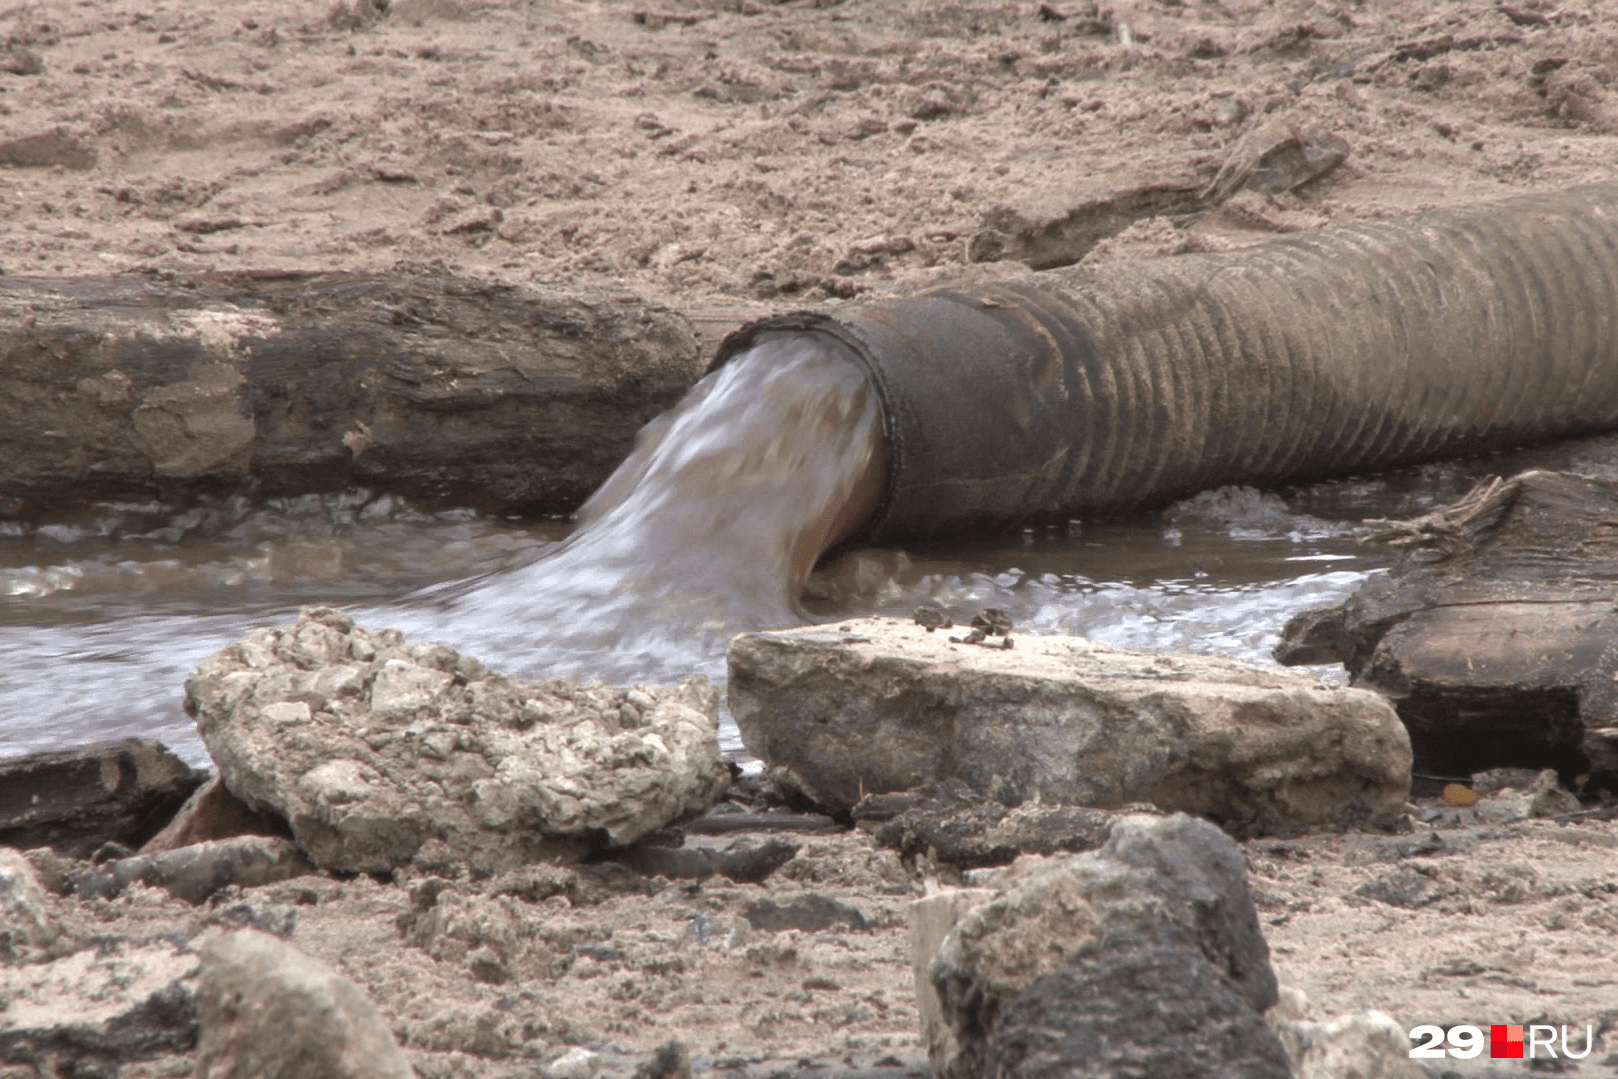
[[1277, 470, 1618, 783]]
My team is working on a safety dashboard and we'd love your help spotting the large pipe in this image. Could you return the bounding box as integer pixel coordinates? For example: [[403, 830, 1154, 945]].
[[715, 184, 1618, 547]]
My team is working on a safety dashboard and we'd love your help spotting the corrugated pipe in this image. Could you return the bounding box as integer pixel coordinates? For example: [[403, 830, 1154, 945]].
[[713, 184, 1618, 545]]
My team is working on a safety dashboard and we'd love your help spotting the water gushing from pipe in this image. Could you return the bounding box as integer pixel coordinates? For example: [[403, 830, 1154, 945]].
[[385, 333, 883, 686]]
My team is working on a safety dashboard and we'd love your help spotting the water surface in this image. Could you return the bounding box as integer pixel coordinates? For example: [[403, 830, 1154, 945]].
[[6, 351, 1615, 768]]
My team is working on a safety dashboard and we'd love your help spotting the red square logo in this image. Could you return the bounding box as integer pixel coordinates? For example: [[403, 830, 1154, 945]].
[[1492, 1025, 1524, 1059]]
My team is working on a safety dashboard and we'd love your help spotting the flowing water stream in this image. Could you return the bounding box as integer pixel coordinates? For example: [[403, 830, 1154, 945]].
[[5, 337, 1616, 770]]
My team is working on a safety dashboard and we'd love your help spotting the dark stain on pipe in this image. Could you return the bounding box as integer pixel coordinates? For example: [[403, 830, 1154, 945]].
[[713, 184, 1618, 544]]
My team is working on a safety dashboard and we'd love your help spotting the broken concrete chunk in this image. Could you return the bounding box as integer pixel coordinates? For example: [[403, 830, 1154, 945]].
[[0, 937, 199, 1069], [187, 608, 731, 873], [0, 739, 203, 857], [910, 887, 998, 1076], [0, 848, 65, 961], [921, 814, 1281, 1079], [989, 918, 1294, 1079], [728, 617, 1411, 833], [194, 928, 414, 1079], [1271, 1008, 1428, 1079]]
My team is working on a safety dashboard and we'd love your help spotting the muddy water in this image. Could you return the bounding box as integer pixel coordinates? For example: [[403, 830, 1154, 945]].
[[5, 339, 1617, 768]]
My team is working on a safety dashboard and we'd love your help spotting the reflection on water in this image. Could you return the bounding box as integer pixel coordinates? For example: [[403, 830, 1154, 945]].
[[5, 409, 1617, 768]]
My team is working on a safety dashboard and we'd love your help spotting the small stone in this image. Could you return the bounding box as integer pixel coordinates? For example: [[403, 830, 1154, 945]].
[[1270, 1009, 1427, 1079], [545, 1046, 601, 1079], [743, 893, 872, 933]]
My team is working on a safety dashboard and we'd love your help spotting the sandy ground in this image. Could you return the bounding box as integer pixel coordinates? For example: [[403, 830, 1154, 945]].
[[11, 807, 1618, 1078], [6, 0, 1618, 310], [6, 0, 1618, 1074]]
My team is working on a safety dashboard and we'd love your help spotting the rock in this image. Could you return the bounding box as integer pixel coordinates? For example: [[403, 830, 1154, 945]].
[[857, 779, 1140, 869], [615, 836, 800, 884], [633, 1041, 692, 1079], [728, 617, 1411, 833], [186, 608, 731, 873], [988, 918, 1294, 1079], [910, 887, 998, 1075], [0, 937, 199, 1070], [76, 835, 314, 905], [922, 813, 1282, 1079], [140, 773, 291, 854], [1466, 768, 1581, 823], [0, 739, 203, 857], [743, 893, 874, 934], [545, 1046, 602, 1079], [194, 928, 414, 1079], [1271, 1008, 1427, 1079], [0, 848, 64, 961]]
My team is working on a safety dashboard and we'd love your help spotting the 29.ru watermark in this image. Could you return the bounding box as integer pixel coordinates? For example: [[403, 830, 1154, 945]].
[[1408, 1024, 1596, 1060]]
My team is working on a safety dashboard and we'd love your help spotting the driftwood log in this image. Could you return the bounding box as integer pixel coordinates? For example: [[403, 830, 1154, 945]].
[[0, 273, 713, 515], [1276, 470, 1618, 785]]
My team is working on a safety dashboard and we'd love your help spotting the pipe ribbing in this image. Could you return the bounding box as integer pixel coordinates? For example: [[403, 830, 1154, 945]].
[[713, 184, 1618, 544]]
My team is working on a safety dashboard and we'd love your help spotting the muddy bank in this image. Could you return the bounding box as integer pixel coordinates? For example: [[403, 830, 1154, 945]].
[[0, 273, 704, 515], [5, 0, 1618, 308]]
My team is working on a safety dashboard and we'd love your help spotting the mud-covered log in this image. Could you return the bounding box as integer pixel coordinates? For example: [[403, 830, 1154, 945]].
[[0, 273, 705, 514], [1276, 470, 1618, 783]]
